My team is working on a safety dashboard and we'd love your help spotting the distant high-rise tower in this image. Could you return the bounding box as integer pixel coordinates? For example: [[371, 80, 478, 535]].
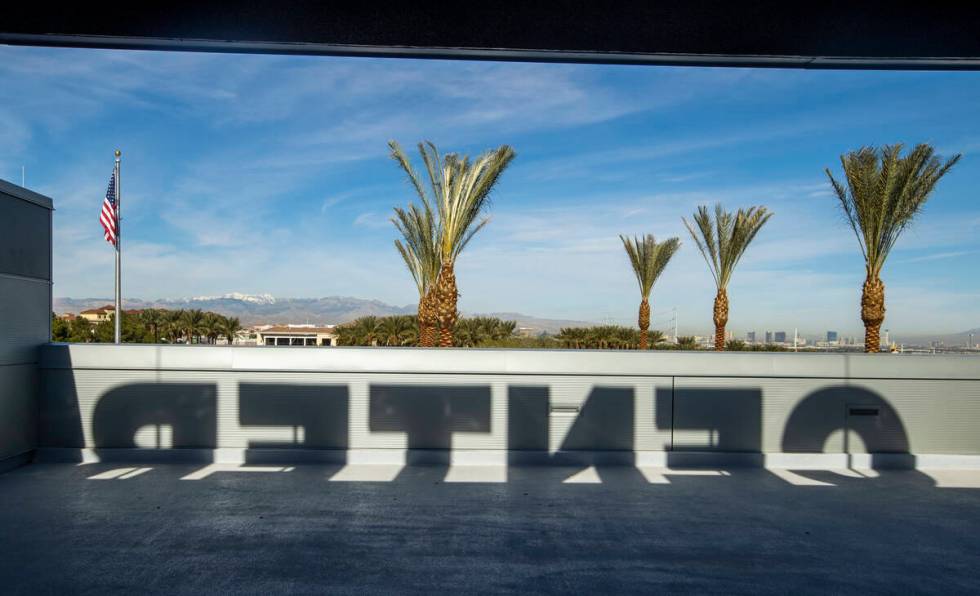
[[747, 331, 756, 343], [827, 331, 838, 343], [765, 331, 773, 343], [774, 331, 787, 343]]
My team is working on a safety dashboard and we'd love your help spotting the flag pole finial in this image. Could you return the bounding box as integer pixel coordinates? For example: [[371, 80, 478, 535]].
[[115, 149, 121, 158]]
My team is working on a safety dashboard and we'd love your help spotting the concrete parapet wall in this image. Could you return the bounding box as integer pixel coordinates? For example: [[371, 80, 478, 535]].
[[37, 343, 980, 467]]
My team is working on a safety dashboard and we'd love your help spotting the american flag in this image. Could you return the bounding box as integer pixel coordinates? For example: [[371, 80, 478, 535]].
[[100, 171, 118, 245]]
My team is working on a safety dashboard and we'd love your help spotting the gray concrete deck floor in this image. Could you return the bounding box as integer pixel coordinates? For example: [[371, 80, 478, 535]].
[[1, 463, 979, 594]]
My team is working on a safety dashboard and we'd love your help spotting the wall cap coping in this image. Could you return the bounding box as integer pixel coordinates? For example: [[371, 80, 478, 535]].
[[40, 343, 980, 380]]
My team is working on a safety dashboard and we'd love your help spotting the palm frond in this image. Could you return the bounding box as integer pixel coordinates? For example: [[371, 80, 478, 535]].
[[684, 203, 772, 290], [435, 144, 516, 262], [619, 234, 681, 298], [390, 139, 515, 267], [826, 143, 960, 277], [388, 140, 430, 209], [389, 147, 441, 298]]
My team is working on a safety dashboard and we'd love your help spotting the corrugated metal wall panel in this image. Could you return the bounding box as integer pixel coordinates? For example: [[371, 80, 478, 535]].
[[674, 377, 847, 453], [0, 194, 50, 280], [0, 276, 50, 366], [39, 369, 674, 452], [36, 345, 980, 457], [852, 380, 980, 454]]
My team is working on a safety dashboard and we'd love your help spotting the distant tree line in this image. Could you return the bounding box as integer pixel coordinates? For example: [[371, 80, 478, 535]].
[[334, 319, 796, 351], [52, 309, 242, 344], [556, 326, 664, 350], [724, 340, 788, 352], [553, 328, 789, 351], [50, 308, 801, 352], [337, 315, 517, 347]]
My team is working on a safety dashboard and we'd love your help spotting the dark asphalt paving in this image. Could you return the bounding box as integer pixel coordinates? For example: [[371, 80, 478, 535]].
[[1, 463, 979, 595]]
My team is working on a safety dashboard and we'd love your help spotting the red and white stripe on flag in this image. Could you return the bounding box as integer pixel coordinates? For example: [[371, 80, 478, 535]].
[[100, 171, 118, 246]]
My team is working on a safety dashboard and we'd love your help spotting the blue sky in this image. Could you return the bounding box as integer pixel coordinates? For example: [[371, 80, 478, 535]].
[[1, 46, 978, 337]]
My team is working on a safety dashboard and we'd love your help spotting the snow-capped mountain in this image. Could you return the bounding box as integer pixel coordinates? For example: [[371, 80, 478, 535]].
[[53, 294, 593, 332], [189, 293, 277, 305], [54, 294, 415, 326]]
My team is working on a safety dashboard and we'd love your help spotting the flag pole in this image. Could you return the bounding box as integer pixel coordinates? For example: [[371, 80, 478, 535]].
[[114, 149, 122, 344]]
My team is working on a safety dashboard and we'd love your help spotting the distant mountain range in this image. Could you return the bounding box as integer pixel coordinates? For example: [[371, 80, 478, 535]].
[[53, 293, 594, 333], [928, 327, 980, 346], [51, 294, 978, 341]]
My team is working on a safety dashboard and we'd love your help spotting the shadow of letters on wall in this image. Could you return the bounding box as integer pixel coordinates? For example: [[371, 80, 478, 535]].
[[508, 385, 636, 453], [659, 387, 763, 452], [49, 367, 937, 478], [369, 384, 492, 451], [239, 383, 349, 451], [782, 385, 911, 454], [92, 383, 217, 449]]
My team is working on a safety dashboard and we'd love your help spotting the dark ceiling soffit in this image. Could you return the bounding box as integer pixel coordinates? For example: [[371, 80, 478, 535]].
[[3, 33, 980, 70]]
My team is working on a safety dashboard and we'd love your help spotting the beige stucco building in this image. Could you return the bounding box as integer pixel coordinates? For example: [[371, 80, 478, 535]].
[[252, 324, 338, 346], [78, 305, 114, 323]]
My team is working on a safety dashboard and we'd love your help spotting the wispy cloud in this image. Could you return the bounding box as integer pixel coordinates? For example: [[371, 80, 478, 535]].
[[899, 250, 973, 263], [5, 45, 978, 333], [353, 212, 390, 228]]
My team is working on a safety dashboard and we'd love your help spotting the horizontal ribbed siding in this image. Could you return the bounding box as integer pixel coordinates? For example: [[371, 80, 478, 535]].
[[38, 356, 980, 456]]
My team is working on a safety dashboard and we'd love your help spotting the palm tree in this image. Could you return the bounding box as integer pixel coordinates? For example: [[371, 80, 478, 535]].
[[684, 204, 772, 351], [484, 317, 516, 341], [557, 327, 587, 349], [389, 140, 516, 347], [452, 316, 514, 347], [725, 339, 747, 351], [825, 144, 960, 353], [140, 308, 164, 343], [201, 312, 222, 344], [620, 234, 681, 349], [452, 318, 482, 348], [337, 316, 382, 346], [164, 310, 183, 343], [376, 315, 417, 346], [221, 316, 242, 345], [335, 322, 361, 347], [391, 196, 440, 347], [676, 336, 698, 350], [180, 308, 204, 344], [392, 315, 420, 346]]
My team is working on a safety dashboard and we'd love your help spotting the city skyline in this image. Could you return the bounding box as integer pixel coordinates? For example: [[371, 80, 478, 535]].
[[2, 46, 979, 334]]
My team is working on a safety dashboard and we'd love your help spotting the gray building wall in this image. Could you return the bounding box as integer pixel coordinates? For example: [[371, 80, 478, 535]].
[[37, 344, 980, 465], [0, 180, 53, 470]]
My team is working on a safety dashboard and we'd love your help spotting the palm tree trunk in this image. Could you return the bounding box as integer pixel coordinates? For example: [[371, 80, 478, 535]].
[[638, 299, 650, 350], [713, 288, 729, 351], [862, 275, 885, 353], [417, 290, 437, 347], [416, 301, 427, 347], [434, 262, 459, 347]]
